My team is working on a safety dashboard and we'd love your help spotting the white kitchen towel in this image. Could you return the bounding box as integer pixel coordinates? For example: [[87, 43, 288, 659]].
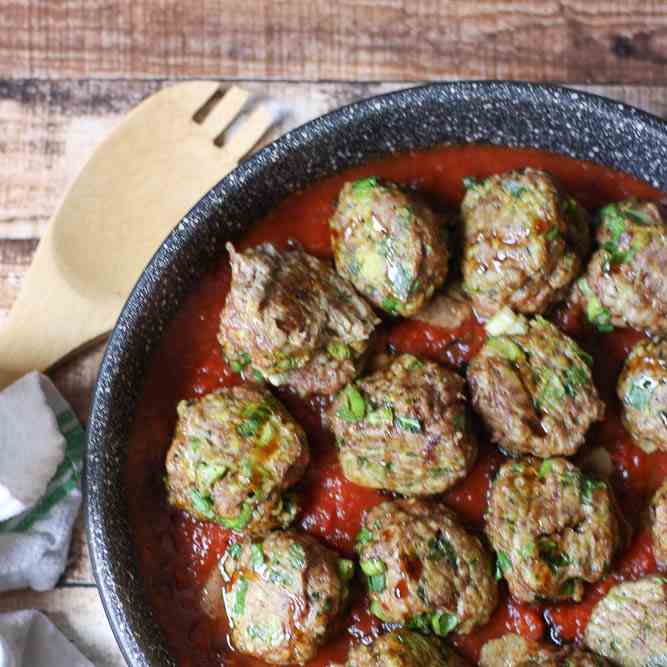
[[0, 372, 84, 592], [0, 610, 93, 667]]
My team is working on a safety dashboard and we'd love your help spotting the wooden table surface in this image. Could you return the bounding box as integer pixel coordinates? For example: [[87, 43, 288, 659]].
[[0, 2, 666, 665]]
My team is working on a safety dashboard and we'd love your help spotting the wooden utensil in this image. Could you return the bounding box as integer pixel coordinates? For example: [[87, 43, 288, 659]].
[[0, 82, 276, 390]]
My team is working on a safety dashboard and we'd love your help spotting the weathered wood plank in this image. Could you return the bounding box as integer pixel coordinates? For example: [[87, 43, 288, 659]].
[[1, 1, 667, 83], [0, 587, 124, 666]]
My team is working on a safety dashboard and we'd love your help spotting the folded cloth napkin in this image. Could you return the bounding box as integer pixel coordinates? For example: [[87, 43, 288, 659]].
[[0, 610, 93, 667], [0, 372, 84, 592]]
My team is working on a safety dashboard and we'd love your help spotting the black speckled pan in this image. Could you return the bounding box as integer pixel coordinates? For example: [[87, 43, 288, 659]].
[[86, 82, 667, 666]]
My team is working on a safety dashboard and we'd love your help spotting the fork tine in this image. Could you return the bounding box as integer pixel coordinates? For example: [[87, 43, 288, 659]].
[[200, 86, 250, 141], [217, 105, 275, 164]]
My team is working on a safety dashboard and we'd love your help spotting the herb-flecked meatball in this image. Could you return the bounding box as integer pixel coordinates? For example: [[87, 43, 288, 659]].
[[575, 199, 667, 335], [584, 576, 667, 667], [467, 311, 604, 458], [485, 457, 622, 603], [356, 499, 498, 634], [165, 387, 308, 535], [221, 531, 354, 664], [328, 354, 477, 495], [343, 630, 470, 667], [480, 634, 610, 667], [618, 337, 667, 453], [330, 177, 449, 317], [218, 242, 379, 397], [651, 478, 667, 569], [462, 169, 590, 318]]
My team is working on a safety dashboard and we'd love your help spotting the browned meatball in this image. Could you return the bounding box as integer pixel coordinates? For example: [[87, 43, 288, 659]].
[[575, 199, 667, 335], [462, 169, 590, 318], [584, 576, 667, 667], [480, 634, 610, 667], [617, 337, 667, 453], [328, 354, 477, 495], [330, 178, 449, 317], [218, 242, 379, 396], [343, 630, 470, 667], [467, 311, 604, 458], [485, 458, 622, 603], [221, 531, 353, 664], [356, 499, 498, 635], [651, 478, 667, 569], [165, 387, 308, 535]]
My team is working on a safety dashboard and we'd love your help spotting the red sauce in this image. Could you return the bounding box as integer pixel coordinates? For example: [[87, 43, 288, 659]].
[[126, 145, 666, 666]]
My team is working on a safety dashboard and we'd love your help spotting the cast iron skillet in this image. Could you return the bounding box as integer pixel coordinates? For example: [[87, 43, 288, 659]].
[[86, 81, 667, 666]]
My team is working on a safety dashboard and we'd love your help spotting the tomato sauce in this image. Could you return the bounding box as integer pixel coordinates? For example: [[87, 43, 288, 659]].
[[126, 144, 666, 666]]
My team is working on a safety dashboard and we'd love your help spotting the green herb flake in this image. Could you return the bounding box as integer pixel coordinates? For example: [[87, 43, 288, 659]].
[[428, 534, 458, 570], [487, 336, 525, 363], [356, 527, 373, 548], [250, 542, 265, 569], [337, 558, 355, 582], [396, 415, 422, 433], [351, 177, 378, 196], [561, 579, 578, 596], [503, 179, 528, 198], [220, 502, 254, 531], [576, 347, 594, 367], [538, 539, 570, 572], [233, 577, 249, 616], [227, 542, 242, 560], [361, 558, 386, 576], [327, 341, 351, 361], [431, 611, 458, 637], [288, 543, 306, 570], [230, 352, 252, 373], [495, 551, 511, 580], [546, 226, 561, 241], [336, 385, 367, 422], [583, 293, 614, 333], [368, 574, 386, 593], [625, 375, 657, 412], [382, 296, 401, 315], [580, 475, 606, 502], [408, 613, 432, 634], [370, 600, 389, 622], [539, 459, 553, 478], [625, 207, 654, 226], [191, 489, 215, 520]]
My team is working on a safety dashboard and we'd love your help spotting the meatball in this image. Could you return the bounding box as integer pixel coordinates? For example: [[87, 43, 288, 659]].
[[218, 242, 379, 396], [462, 169, 590, 318], [344, 630, 469, 667], [221, 531, 353, 664], [330, 177, 449, 317], [328, 354, 477, 495], [584, 576, 667, 667], [467, 311, 604, 458], [480, 634, 609, 667], [617, 337, 667, 453], [575, 199, 667, 335], [485, 457, 621, 603], [356, 498, 498, 634], [165, 387, 308, 535], [651, 478, 667, 569]]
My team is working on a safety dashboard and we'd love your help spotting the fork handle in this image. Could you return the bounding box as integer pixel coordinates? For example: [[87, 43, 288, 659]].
[[0, 230, 120, 390]]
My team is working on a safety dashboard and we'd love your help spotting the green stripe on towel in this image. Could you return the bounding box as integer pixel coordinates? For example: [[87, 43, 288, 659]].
[[0, 408, 83, 534]]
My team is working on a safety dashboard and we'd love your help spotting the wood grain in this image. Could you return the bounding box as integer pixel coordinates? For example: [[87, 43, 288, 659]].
[[1, 1, 667, 83]]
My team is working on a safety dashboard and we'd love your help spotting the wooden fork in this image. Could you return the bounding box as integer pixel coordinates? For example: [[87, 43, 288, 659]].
[[0, 82, 277, 389]]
